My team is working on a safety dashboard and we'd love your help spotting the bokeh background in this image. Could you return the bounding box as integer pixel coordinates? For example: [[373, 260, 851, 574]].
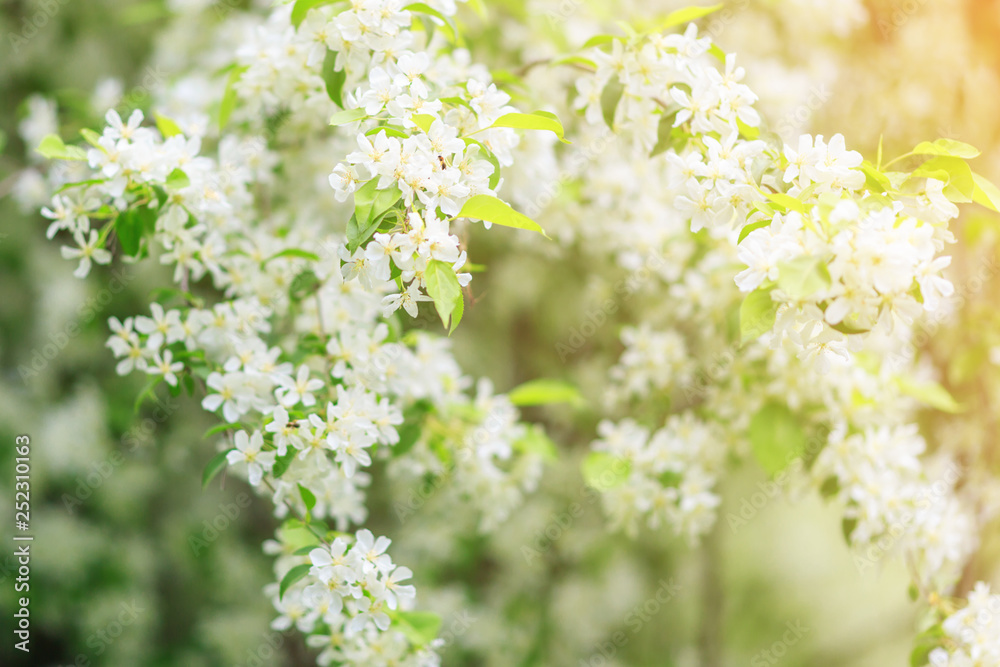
[[2, 0, 1000, 665]]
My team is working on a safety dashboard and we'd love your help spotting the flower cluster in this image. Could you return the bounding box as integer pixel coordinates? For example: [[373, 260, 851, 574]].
[[559, 20, 991, 605], [926, 583, 1000, 667], [814, 423, 976, 588], [265, 529, 436, 667], [35, 0, 557, 663], [590, 415, 724, 542], [29, 2, 1000, 665]]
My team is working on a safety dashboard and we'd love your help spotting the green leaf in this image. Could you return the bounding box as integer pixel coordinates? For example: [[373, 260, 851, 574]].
[[764, 191, 805, 213], [348, 180, 402, 251], [972, 173, 1000, 212], [279, 563, 313, 600], [748, 402, 807, 475], [486, 111, 570, 143], [912, 156, 974, 202], [290, 270, 321, 301], [513, 425, 558, 462], [582, 451, 631, 490], [739, 288, 779, 344], [36, 134, 88, 161], [298, 483, 317, 513], [390, 610, 442, 648], [202, 448, 234, 489], [658, 470, 683, 488], [114, 206, 157, 256], [508, 379, 583, 407], [80, 128, 103, 149], [650, 110, 685, 157], [291, 0, 338, 27], [582, 34, 615, 49], [154, 113, 183, 138], [463, 138, 501, 189], [354, 178, 402, 224], [708, 43, 726, 62], [264, 248, 321, 265], [165, 167, 190, 190], [909, 624, 945, 667], [448, 292, 464, 334], [912, 138, 980, 159], [411, 113, 436, 133], [203, 423, 243, 439], [219, 66, 248, 131], [366, 125, 409, 139], [424, 259, 464, 331], [776, 255, 832, 300], [404, 3, 458, 43], [329, 107, 368, 126], [133, 377, 163, 414], [394, 421, 422, 456], [600, 77, 624, 129], [321, 50, 347, 107], [737, 218, 770, 244], [272, 449, 297, 479], [894, 377, 962, 413], [658, 4, 723, 30], [394, 401, 432, 457], [552, 55, 597, 69], [456, 194, 547, 236], [55, 178, 108, 195], [860, 161, 892, 193], [828, 317, 870, 335], [842, 517, 857, 543]]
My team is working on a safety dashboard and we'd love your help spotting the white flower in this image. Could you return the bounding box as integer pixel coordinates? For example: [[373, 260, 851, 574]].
[[201, 371, 252, 423], [60, 229, 112, 278], [104, 108, 145, 141], [381, 566, 415, 610], [381, 281, 430, 318], [135, 303, 183, 350], [147, 350, 184, 386], [276, 365, 324, 408], [226, 430, 274, 486], [264, 405, 301, 456]]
